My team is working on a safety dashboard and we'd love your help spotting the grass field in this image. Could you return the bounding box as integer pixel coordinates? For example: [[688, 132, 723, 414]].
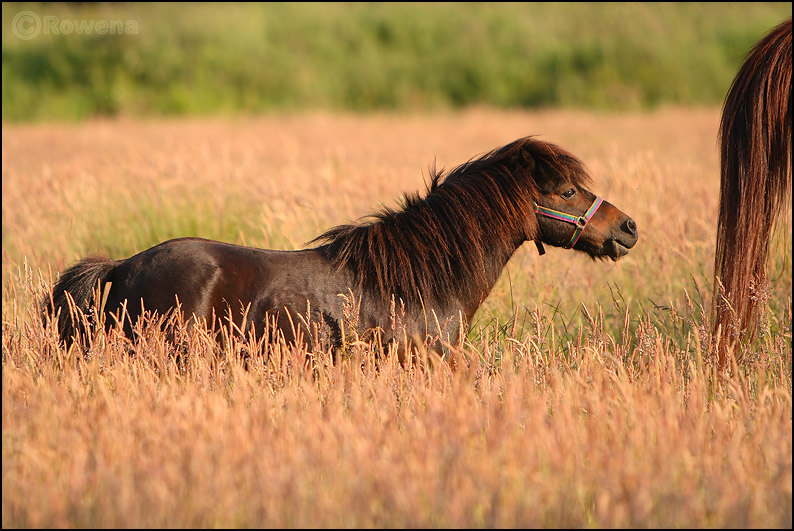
[[2, 108, 792, 527]]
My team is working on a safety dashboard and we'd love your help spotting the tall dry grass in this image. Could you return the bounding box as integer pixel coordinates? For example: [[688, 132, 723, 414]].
[[2, 108, 791, 527]]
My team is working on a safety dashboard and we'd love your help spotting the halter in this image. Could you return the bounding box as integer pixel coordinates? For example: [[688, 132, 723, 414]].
[[534, 196, 603, 253]]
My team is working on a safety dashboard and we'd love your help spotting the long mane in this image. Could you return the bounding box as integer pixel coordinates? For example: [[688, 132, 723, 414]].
[[713, 18, 792, 354], [311, 136, 592, 305]]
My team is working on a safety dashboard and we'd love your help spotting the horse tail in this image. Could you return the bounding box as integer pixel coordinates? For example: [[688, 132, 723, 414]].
[[713, 18, 792, 362], [42, 255, 117, 347]]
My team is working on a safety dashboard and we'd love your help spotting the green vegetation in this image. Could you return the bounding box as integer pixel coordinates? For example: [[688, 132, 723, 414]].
[[2, 2, 791, 121]]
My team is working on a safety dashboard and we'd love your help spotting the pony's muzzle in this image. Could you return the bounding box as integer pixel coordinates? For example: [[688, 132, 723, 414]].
[[606, 216, 639, 260], [621, 218, 638, 240]]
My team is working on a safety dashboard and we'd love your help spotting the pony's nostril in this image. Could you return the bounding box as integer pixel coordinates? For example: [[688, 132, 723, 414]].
[[623, 218, 638, 236]]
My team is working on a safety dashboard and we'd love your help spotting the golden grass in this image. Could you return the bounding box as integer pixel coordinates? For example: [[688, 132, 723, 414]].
[[2, 108, 791, 527]]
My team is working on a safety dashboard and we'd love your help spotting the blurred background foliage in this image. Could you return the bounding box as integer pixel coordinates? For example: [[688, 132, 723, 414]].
[[2, 2, 791, 122]]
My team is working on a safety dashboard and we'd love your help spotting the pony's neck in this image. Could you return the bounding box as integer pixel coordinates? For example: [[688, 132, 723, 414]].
[[453, 221, 526, 324], [422, 176, 530, 321], [314, 168, 535, 323]]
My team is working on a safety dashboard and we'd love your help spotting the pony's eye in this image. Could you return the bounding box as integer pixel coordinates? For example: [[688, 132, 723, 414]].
[[562, 188, 576, 199]]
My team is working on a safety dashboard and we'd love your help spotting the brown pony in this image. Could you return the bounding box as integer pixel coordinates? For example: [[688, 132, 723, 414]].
[[44, 136, 638, 359], [713, 18, 792, 364]]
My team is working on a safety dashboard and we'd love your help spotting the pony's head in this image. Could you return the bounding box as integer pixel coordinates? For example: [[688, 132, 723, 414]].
[[500, 137, 639, 261], [533, 176, 638, 261]]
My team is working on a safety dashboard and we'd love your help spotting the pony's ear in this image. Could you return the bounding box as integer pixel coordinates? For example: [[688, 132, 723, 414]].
[[510, 145, 536, 171]]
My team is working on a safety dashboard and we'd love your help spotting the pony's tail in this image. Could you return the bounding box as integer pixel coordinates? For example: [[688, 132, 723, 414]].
[[713, 18, 792, 363], [42, 256, 117, 347]]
